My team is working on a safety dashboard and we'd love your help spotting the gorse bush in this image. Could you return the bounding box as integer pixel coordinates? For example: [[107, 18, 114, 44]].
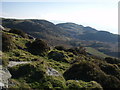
[[8, 79, 30, 89], [2, 33, 15, 52], [63, 60, 120, 88], [54, 46, 66, 51], [100, 63, 120, 80], [66, 80, 103, 89], [9, 28, 28, 38], [66, 47, 86, 55], [28, 38, 50, 56], [2, 53, 9, 67], [48, 51, 69, 63], [66, 80, 82, 89], [9, 61, 46, 80], [105, 57, 120, 64], [8, 61, 67, 89], [45, 76, 66, 88], [64, 60, 102, 81]]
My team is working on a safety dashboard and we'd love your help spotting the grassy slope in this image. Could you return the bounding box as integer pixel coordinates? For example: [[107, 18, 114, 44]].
[[2, 29, 120, 89], [85, 47, 109, 58]]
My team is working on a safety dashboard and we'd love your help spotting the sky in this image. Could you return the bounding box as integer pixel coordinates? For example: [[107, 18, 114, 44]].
[[1, 0, 119, 34]]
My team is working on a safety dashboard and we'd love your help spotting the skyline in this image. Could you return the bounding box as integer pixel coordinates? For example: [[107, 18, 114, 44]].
[[1, 0, 119, 34]]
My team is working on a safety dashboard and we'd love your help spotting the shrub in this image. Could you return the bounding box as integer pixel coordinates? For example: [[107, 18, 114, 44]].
[[2, 33, 15, 52], [66, 47, 86, 55], [48, 51, 69, 63], [28, 39, 50, 56], [54, 46, 66, 51], [64, 60, 102, 81], [105, 57, 120, 64], [63, 60, 120, 88], [45, 76, 66, 88], [100, 63, 120, 80], [2, 54, 9, 67], [9, 28, 28, 38], [9, 79, 30, 89], [66, 80, 103, 89], [66, 80, 82, 89], [42, 81, 53, 89], [9, 61, 46, 80], [89, 81, 103, 89]]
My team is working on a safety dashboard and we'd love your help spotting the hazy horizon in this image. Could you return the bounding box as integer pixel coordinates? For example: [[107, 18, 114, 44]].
[[1, 0, 119, 34]]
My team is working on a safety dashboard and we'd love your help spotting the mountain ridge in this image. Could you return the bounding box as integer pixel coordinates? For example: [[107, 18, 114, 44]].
[[2, 18, 119, 57]]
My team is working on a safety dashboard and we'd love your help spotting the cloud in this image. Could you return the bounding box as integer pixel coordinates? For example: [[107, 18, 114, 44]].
[[1, 0, 119, 3]]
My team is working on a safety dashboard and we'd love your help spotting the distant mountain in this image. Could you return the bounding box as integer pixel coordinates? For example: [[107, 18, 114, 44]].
[[2, 18, 119, 57], [2, 18, 72, 47], [57, 23, 97, 34], [2, 18, 118, 43], [56, 23, 118, 42], [2, 18, 64, 37], [78, 31, 118, 42]]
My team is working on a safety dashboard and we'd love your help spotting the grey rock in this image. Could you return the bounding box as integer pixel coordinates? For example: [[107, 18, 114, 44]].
[[0, 65, 11, 88], [46, 67, 61, 76], [8, 61, 31, 67]]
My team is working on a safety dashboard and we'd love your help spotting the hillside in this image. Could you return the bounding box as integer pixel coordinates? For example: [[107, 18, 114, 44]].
[[85, 47, 109, 58], [1, 27, 120, 89], [2, 18, 119, 58], [57, 23, 118, 42], [2, 18, 71, 47]]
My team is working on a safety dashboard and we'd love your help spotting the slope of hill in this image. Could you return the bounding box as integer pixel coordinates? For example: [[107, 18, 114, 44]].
[[56, 23, 118, 42], [85, 47, 109, 58], [2, 18, 118, 43], [1, 28, 120, 89], [2, 18, 119, 58], [2, 18, 74, 47], [56, 23, 98, 38]]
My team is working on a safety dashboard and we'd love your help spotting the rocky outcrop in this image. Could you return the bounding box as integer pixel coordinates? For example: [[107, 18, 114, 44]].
[[46, 67, 61, 76], [0, 65, 11, 88], [8, 61, 31, 67], [0, 25, 5, 30]]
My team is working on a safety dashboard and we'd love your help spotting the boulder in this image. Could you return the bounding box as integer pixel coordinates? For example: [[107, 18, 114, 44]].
[[46, 67, 61, 76]]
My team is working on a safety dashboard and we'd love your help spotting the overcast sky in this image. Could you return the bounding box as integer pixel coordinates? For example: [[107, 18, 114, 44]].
[[1, 0, 119, 34]]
